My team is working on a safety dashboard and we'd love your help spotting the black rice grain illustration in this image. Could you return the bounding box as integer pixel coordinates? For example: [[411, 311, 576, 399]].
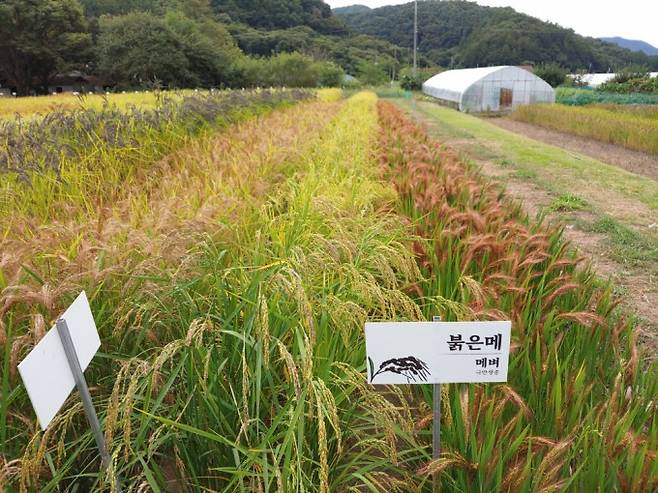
[[369, 356, 430, 383]]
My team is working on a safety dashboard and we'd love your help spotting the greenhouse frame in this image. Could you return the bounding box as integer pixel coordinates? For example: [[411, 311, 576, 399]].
[[422, 66, 555, 113]]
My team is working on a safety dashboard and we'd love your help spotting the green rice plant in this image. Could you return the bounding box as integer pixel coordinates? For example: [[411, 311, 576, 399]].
[[511, 103, 658, 155]]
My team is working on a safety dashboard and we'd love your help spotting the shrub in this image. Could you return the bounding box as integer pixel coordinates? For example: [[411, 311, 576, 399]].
[[400, 74, 422, 90], [533, 63, 567, 88]]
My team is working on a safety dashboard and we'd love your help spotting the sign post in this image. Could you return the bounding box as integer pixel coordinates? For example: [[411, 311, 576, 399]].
[[431, 316, 441, 493], [365, 319, 512, 491], [18, 292, 120, 491], [56, 318, 112, 469]]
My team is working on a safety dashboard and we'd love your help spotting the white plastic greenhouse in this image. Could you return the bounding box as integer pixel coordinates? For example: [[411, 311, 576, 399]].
[[422, 66, 555, 113]]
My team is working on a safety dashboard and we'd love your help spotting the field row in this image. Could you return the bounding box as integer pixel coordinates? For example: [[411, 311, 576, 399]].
[[1, 92, 656, 491], [1, 88, 315, 225], [379, 101, 657, 490], [511, 103, 658, 155]]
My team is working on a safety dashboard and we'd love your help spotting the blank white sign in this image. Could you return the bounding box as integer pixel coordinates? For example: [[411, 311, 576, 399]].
[[365, 321, 511, 384], [18, 291, 101, 430]]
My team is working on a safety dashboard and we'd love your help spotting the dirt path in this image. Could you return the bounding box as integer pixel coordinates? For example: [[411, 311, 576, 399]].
[[395, 99, 658, 358], [488, 117, 658, 182]]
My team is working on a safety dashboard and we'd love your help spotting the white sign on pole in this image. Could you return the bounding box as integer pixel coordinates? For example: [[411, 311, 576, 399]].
[[18, 291, 101, 430], [365, 321, 511, 384]]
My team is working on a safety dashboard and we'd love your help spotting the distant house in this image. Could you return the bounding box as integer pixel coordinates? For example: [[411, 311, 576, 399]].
[[422, 66, 555, 113], [574, 72, 658, 88], [47, 71, 106, 94]]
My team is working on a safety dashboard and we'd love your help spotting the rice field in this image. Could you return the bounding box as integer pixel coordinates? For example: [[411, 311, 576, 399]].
[[0, 92, 167, 118], [511, 103, 658, 155], [588, 103, 658, 120], [0, 90, 656, 491]]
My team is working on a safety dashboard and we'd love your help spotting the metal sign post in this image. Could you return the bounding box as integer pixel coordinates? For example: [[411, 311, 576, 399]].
[[365, 318, 511, 493], [432, 316, 441, 492], [56, 319, 121, 491]]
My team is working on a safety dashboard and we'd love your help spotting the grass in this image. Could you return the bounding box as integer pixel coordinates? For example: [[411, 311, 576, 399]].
[[589, 103, 658, 120], [547, 193, 590, 212], [511, 103, 658, 155], [1, 92, 434, 491], [378, 101, 658, 491], [587, 216, 658, 265], [511, 169, 538, 180], [0, 88, 313, 226]]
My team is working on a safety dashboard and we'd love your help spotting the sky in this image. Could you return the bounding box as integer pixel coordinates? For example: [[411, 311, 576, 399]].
[[326, 0, 658, 48]]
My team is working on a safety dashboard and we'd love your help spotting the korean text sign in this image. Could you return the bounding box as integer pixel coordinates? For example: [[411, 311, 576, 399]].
[[365, 321, 511, 384]]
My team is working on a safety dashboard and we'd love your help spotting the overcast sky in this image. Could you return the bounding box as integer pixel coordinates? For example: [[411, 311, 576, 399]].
[[326, 0, 658, 48]]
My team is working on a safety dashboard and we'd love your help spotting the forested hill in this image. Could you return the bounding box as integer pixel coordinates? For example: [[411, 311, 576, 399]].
[[335, 1, 658, 71], [80, 0, 343, 33]]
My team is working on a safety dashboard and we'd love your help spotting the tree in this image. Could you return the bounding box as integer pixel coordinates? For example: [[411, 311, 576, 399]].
[[97, 12, 193, 88], [210, 0, 346, 34], [533, 63, 567, 88], [357, 61, 388, 86], [0, 0, 92, 95], [265, 52, 321, 87], [97, 11, 240, 89], [164, 11, 241, 87]]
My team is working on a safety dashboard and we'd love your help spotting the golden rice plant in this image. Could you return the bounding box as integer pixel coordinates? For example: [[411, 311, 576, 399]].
[[511, 103, 658, 155]]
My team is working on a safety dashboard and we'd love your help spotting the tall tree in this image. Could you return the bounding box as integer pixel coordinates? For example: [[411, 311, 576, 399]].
[[0, 0, 92, 95], [97, 10, 240, 88], [97, 12, 194, 89]]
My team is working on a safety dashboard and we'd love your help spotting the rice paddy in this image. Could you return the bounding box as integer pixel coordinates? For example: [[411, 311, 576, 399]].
[[0, 91, 176, 118], [1, 90, 657, 491]]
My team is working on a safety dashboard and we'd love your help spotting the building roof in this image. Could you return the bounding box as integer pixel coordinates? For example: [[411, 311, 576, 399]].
[[422, 65, 555, 112], [423, 66, 508, 95]]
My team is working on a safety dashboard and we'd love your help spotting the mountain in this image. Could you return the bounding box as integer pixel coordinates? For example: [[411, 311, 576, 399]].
[[336, 1, 658, 71], [333, 5, 370, 15], [600, 37, 658, 56], [210, 0, 346, 34]]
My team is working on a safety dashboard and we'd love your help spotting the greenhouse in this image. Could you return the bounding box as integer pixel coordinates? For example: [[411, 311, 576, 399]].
[[422, 66, 555, 113]]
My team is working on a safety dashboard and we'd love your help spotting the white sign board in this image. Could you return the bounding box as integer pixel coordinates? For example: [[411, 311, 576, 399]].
[[365, 321, 511, 384], [18, 291, 101, 430]]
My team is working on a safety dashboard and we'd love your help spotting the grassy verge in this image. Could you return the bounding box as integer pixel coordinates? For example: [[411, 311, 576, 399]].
[[378, 101, 658, 491], [584, 217, 658, 266], [511, 103, 658, 155]]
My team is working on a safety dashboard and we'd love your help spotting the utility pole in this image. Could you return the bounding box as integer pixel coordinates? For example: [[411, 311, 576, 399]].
[[413, 0, 418, 77]]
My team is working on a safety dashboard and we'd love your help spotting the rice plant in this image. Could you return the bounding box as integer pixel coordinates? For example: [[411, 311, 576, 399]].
[[377, 101, 658, 491], [2, 92, 656, 492], [1, 88, 312, 224], [511, 103, 658, 155]]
